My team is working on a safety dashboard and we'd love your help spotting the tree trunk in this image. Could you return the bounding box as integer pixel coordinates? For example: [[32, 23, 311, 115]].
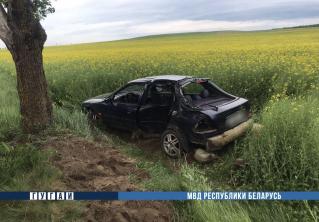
[[10, 42, 52, 133], [0, 1, 53, 134]]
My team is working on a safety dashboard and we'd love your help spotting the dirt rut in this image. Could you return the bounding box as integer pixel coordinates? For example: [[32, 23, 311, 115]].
[[44, 135, 173, 222]]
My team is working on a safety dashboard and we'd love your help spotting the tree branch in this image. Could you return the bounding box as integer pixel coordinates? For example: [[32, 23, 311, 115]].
[[0, 3, 12, 46]]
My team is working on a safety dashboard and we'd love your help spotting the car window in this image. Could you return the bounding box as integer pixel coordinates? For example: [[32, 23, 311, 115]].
[[181, 81, 231, 107], [182, 82, 205, 94], [146, 82, 174, 105], [114, 83, 145, 104]]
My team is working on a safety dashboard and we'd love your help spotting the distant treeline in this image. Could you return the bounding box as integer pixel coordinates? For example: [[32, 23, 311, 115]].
[[283, 24, 319, 29]]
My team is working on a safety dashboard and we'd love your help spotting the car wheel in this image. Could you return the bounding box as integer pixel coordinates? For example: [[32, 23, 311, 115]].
[[87, 109, 100, 127], [161, 128, 189, 159]]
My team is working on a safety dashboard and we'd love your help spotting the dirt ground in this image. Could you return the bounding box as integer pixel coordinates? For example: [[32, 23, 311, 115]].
[[106, 128, 196, 169], [43, 135, 173, 222]]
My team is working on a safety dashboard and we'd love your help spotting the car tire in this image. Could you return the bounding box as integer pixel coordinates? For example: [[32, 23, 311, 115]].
[[161, 128, 190, 159], [87, 109, 100, 127]]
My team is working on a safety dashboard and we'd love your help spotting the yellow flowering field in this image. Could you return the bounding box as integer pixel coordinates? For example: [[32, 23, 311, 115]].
[[1, 27, 318, 108]]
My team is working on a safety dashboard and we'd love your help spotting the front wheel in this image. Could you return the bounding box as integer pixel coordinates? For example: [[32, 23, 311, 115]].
[[87, 109, 101, 128], [161, 128, 189, 159]]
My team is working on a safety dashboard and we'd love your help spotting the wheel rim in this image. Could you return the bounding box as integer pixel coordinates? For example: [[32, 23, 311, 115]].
[[88, 111, 98, 121], [163, 133, 180, 157]]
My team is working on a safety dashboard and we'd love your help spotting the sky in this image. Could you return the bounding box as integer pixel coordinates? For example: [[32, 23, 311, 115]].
[[7, 0, 319, 46]]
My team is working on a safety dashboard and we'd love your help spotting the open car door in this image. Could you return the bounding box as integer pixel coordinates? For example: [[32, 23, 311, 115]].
[[138, 81, 175, 133], [104, 83, 146, 130]]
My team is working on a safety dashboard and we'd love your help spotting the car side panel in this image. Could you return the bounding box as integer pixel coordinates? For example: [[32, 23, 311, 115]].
[[138, 104, 171, 133], [137, 81, 176, 133]]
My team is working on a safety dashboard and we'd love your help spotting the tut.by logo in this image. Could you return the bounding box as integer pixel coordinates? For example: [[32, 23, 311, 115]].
[[29, 192, 74, 200]]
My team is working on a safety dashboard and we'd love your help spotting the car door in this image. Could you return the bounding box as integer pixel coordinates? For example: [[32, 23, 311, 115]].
[[138, 81, 175, 133], [103, 83, 146, 130]]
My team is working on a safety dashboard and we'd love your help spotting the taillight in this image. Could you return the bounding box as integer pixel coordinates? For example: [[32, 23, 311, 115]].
[[193, 117, 217, 134]]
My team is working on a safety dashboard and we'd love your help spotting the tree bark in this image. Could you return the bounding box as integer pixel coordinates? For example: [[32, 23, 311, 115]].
[[10, 43, 52, 133], [0, 0, 53, 134]]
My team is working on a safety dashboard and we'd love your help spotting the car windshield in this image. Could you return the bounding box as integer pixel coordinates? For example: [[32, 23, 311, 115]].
[[113, 83, 145, 104]]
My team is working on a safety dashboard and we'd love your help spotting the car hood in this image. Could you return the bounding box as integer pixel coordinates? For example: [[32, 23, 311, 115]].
[[82, 93, 112, 105]]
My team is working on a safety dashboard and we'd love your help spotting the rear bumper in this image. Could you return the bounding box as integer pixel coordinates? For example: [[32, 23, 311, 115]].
[[206, 119, 253, 151]]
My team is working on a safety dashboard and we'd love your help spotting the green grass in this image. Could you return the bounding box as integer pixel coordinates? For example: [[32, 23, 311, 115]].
[[53, 106, 93, 137], [0, 143, 55, 190], [178, 165, 295, 222], [133, 159, 295, 222], [0, 67, 20, 140], [232, 93, 319, 191], [0, 143, 82, 221]]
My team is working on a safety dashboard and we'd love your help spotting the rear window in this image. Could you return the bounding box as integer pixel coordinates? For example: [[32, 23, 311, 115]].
[[181, 80, 234, 107], [182, 82, 205, 94]]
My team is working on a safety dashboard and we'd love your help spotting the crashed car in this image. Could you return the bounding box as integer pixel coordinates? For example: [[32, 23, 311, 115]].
[[82, 75, 252, 158]]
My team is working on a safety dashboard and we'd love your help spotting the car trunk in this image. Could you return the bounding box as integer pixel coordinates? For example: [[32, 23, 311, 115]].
[[194, 95, 235, 110], [201, 97, 250, 132], [181, 79, 250, 131]]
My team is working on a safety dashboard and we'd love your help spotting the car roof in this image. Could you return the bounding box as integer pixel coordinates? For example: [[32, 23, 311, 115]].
[[129, 75, 191, 83]]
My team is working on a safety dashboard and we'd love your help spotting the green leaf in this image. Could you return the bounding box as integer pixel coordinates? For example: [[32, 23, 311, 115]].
[[0, 142, 12, 155]]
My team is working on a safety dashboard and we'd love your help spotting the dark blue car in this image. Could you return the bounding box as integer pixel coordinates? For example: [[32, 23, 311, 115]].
[[82, 75, 252, 158]]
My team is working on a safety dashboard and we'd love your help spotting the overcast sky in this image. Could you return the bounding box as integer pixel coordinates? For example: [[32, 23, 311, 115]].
[[9, 0, 319, 45]]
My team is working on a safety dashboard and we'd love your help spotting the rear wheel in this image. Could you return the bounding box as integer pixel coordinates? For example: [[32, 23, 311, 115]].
[[161, 128, 189, 158]]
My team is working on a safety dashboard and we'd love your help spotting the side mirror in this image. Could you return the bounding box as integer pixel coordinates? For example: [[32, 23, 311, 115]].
[[109, 95, 117, 106]]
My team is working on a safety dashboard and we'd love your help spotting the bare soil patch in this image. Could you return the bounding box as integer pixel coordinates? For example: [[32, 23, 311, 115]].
[[102, 128, 195, 169], [43, 135, 173, 222]]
